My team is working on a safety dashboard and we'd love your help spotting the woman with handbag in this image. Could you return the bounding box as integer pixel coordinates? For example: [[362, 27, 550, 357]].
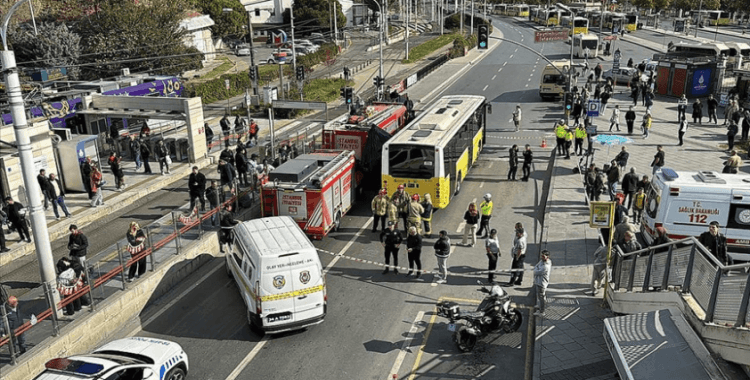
[[126, 222, 147, 282], [89, 164, 104, 207], [56, 256, 84, 316]]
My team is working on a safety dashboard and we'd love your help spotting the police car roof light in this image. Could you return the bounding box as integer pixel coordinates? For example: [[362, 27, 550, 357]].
[[660, 168, 679, 181], [46, 358, 105, 375]]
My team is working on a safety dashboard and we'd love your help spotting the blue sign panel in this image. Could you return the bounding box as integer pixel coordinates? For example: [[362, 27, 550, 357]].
[[691, 68, 712, 97]]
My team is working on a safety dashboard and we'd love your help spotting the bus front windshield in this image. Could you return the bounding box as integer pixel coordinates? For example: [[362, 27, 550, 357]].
[[388, 145, 435, 179], [574, 19, 587, 27], [581, 39, 598, 50]]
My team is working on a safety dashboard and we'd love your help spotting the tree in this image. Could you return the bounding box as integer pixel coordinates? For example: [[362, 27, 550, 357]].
[[632, 0, 672, 11], [195, 0, 248, 40], [672, 0, 720, 12], [73, 0, 203, 79], [283, 0, 347, 34], [8, 21, 83, 79]]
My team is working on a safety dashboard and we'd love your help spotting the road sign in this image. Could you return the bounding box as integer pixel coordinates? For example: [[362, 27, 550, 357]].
[[603, 35, 618, 41], [272, 100, 327, 111], [534, 30, 570, 43], [587, 100, 601, 117]]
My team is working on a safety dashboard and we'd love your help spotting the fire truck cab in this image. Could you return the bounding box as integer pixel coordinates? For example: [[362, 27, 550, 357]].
[[261, 150, 356, 239]]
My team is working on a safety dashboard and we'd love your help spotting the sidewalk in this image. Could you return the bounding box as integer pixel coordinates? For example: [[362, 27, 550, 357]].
[[533, 57, 743, 379]]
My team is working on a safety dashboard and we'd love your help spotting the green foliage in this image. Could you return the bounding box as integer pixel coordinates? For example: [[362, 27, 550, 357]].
[[302, 78, 350, 102], [444, 13, 493, 33], [195, 0, 248, 39], [283, 0, 346, 32], [73, 0, 203, 80], [296, 43, 342, 68], [672, 0, 720, 10], [8, 22, 82, 79], [449, 34, 477, 58], [402, 33, 459, 64]]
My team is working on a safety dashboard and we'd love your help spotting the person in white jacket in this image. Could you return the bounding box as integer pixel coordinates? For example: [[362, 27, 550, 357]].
[[533, 250, 552, 317], [608, 105, 621, 132]]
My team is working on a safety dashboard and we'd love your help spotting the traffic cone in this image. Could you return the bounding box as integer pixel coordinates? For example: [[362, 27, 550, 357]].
[[541, 139, 547, 148]]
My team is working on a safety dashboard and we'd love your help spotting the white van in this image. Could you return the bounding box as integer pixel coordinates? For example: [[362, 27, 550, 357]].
[[641, 169, 750, 260], [226, 216, 327, 334]]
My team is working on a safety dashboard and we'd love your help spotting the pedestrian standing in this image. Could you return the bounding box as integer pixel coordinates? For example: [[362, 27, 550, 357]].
[[391, 184, 410, 232], [621, 167, 638, 211], [188, 166, 207, 212], [692, 99, 703, 124], [130, 136, 142, 170], [0, 208, 9, 252], [421, 193, 433, 238], [406, 226, 423, 278], [56, 256, 83, 316], [564, 128, 573, 159], [219, 204, 239, 253], [600, 90, 611, 115], [205, 180, 220, 226], [406, 194, 424, 234], [380, 221, 403, 274], [477, 194, 493, 239], [727, 122, 739, 151], [462, 202, 479, 247], [508, 145, 519, 180], [533, 250, 552, 317], [371, 188, 389, 232], [677, 94, 687, 122], [81, 157, 93, 198], [572, 99, 583, 125], [48, 173, 71, 219], [509, 226, 527, 286], [388, 199, 400, 230], [140, 139, 152, 174], [37, 169, 51, 210], [522, 144, 533, 182], [554, 119, 568, 157], [155, 140, 170, 175], [220, 115, 231, 148], [574, 124, 586, 156], [108, 152, 125, 191], [678, 116, 688, 146], [0, 296, 27, 354], [625, 106, 636, 135], [608, 105, 621, 132], [485, 229, 500, 284], [644, 90, 654, 111], [512, 104, 522, 132], [742, 109, 750, 141], [723, 150, 742, 174], [235, 148, 250, 186], [248, 119, 259, 145], [126, 221, 147, 282], [725, 100, 738, 126], [651, 145, 665, 175], [606, 162, 620, 200], [90, 164, 104, 207], [630, 81, 640, 106], [591, 246, 607, 296], [594, 63, 602, 82], [633, 188, 646, 222], [614, 146, 629, 175], [5, 198, 30, 242], [585, 164, 597, 200], [218, 159, 236, 201], [642, 112, 652, 139], [434, 230, 451, 284], [67, 224, 88, 269], [594, 168, 605, 201], [707, 94, 719, 124], [699, 221, 728, 265]]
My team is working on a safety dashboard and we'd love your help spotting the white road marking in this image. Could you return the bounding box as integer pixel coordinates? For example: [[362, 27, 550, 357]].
[[456, 221, 466, 233], [479, 181, 485, 188], [527, 78, 531, 81], [514, 48, 518, 52], [498, 68, 503, 72], [225, 336, 271, 380], [503, 62, 508, 66], [483, 85, 489, 91], [324, 218, 373, 275], [488, 162, 493, 169], [509, 54, 514, 58], [529, 73, 534, 77], [492, 75, 497, 80], [525, 84, 529, 87], [388, 311, 425, 379]]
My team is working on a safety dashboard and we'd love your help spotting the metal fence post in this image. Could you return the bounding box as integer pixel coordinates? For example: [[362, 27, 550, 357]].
[[197, 208, 203, 237], [43, 282, 60, 337], [84, 258, 96, 312], [117, 241, 127, 290], [627, 254, 638, 292], [171, 212, 181, 255], [734, 273, 750, 327], [682, 244, 697, 293], [146, 227, 156, 272], [642, 249, 655, 292], [661, 244, 674, 290], [704, 267, 724, 323], [1, 304, 17, 365]]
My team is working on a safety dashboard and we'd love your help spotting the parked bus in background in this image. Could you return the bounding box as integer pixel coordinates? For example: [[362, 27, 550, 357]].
[[587, 11, 602, 28], [508, 4, 530, 17], [624, 13, 638, 31], [573, 33, 599, 58], [381, 95, 489, 209], [670, 41, 731, 59], [726, 41, 750, 68], [572, 17, 590, 34], [493, 4, 508, 15], [691, 10, 731, 26]]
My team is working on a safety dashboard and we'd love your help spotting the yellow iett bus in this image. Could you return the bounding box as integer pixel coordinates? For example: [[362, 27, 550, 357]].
[[381, 95, 489, 209]]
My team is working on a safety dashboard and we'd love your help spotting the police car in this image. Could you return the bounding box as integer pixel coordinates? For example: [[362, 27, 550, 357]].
[[33, 337, 188, 380]]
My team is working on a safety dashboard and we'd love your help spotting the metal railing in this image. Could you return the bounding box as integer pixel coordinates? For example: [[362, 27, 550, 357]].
[[611, 236, 750, 327]]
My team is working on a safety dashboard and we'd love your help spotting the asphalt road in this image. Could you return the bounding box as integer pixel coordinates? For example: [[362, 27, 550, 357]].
[[114, 18, 565, 380]]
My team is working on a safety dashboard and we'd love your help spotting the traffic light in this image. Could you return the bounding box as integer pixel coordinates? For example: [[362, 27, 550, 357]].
[[373, 76, 384, 87], [345, 87, 353, 104], [340, 87, 346, 99], [296, 65, 305, 81], [249, 65, 258, 82], [478, 24, 489, 50], [564, 92, 573, 112]]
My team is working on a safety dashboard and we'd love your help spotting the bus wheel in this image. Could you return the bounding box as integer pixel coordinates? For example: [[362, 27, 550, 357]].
[[455, 174, 462, 195]]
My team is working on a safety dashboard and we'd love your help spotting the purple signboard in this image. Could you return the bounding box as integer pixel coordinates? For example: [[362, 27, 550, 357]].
[[2, 77, 183, 129], [690, 68, 712, 97]]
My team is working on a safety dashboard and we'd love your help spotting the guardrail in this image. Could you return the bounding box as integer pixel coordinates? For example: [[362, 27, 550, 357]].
[[611, 236, 750, 328]]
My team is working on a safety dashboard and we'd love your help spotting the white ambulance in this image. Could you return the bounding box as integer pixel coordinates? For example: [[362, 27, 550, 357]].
[[226, 216, 327, 334], [641, 168, 750, 260]]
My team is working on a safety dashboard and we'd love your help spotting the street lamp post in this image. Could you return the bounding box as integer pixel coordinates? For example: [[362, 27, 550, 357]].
[[695, 0, 703, 38], [556, 3, 575, 122], [0, 0, 61, 316], [224, 7, 258, 95], [373, 0, 385, 99]]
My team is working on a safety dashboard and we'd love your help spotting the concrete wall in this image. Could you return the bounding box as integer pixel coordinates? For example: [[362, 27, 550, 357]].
[[0, 119, 58, 203], [1, 233, 221, 380]]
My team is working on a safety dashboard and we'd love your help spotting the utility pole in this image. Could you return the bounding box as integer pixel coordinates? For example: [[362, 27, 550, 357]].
[[246, 11, 258, 95], [471, 0, 474, 33], [406, 0, 410, 59], [0, 0, 60, 317], [375, 0, 385, 99], [333, 1, 339, 46], [384, 0, 389, 44], [695, 0, 703, 38], [290, 2, 302, 99], [460, 0, 464, 34]]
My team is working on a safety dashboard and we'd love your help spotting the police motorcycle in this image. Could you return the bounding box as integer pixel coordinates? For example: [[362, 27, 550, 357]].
[[436, 281, 523, 352]]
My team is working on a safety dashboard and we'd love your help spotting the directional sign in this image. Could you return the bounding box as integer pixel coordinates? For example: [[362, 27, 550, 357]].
[[587, 100, 601, 117], [534, 30, 570, 43], [272, 100, 327, 111]]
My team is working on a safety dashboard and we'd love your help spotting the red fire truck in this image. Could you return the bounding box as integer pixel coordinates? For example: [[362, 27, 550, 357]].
[[321, 102, 409, 190], [261, 150, 356, 239]]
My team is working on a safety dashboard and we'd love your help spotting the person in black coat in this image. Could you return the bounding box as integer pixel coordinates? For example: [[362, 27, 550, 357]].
[[0, 208, 9, 252], [48, 173, 72, 219], [139, 139, 152, 174], [0, 296, 27, 354], [380, 221, 403, 274], [621, 167, 639, 211], [218, 160, 237, 202], [220, 115, 231, 148], [508, 145, 519, 181], [5, 198, 30, 242], [188, 166, 207, 211], [81, 157, 93, 198], [37, 169, 51, 210], [699, 221, 728, 265], [235, 148, 250, 186], [405, 226, 423, 278], [67, 224, 88, 268], [205, 181, 221, 226], [220, 147, 235, 167], [155, 140, 170, 175], [625, 106, 637, 135], [56, 256, 83, 315], [692, 99, 703, 124], [522, 144, 533, 182], [219, 204, 239, 253]]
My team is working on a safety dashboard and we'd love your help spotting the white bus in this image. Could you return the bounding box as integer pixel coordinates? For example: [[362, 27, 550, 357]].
[[670, 41, 730, 59], [573, 33, 599, 58]]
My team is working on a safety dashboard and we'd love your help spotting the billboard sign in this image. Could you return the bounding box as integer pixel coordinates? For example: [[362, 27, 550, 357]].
[[534, 30, 570, 43], [691, 68, 712, 97]]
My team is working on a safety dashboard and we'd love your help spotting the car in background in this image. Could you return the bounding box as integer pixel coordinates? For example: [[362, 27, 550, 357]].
[[602, 67, 640, 85], [235, 44, 254, 56], [266, 51, 295, 64], [294, 47, 308, 56], [33, 337, 189, 380], [295, 39, 320, 53]]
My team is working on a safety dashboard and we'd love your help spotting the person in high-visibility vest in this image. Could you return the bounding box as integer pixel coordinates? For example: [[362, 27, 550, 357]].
[[574, 124, 587, 156], [564, 129, 574, 159], [477, 193, 493, 239], [554, 119, 568, 156], [633, 187, 646, 222]]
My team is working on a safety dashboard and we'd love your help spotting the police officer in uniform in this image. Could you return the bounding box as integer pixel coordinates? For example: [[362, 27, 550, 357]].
[[477, 193, 493, 238], [574, 124, 587, 156], [554, 119, 568, 156], [380, 221, 403, 274]]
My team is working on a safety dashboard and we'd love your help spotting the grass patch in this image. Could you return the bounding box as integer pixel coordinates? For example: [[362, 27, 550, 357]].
[[402, 33, 459, 64], [303, 78, 352, 102], [199, 57, 234, 81]]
